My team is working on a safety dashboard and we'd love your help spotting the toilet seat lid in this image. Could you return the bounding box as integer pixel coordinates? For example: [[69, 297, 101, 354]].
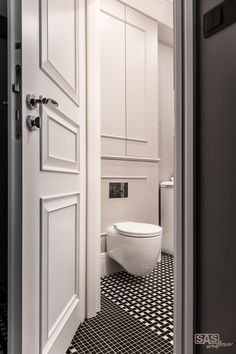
[[114, 222, 162, 237]]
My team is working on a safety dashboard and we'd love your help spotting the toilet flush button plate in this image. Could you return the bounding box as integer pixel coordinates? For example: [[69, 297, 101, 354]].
[[109, 182, 128, 198]]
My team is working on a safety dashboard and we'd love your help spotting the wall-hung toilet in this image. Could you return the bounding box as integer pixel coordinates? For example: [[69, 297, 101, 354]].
[[107, 222, 162, 276]]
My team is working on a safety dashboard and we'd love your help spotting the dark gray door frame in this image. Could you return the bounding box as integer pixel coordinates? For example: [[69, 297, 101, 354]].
[[8, 0, 196, 353], [174, 0, 195, 353], [8, 0, 22, 353]]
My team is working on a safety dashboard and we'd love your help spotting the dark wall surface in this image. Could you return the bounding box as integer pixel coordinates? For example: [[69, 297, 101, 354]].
[[196, 0, 236, 353], [0, 16, 7, 281]]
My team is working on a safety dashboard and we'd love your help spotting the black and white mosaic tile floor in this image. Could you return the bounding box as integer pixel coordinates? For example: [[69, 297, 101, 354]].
[[0, 282, 7, 354], [67, 253, 174, 354]]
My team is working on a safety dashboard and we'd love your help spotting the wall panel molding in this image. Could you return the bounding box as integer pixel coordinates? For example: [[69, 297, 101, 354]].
[[101, 175, 148, 179], [100, 3, 158, 159], [101, 134, 148, 143], [101, 154, 161, 163]]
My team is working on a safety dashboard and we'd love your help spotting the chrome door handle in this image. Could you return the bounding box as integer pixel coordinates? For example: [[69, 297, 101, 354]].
[[26, 115, 41, 131], [26, 94, 59, 110]]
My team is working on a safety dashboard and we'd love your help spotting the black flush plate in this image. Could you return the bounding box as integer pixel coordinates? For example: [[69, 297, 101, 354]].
[[204, 0, 236, 38], [109, 183, 128, 198]]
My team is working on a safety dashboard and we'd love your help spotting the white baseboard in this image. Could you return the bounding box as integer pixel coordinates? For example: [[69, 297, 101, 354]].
[[100, 252, 123, 277], [161, 247, 174, 256]]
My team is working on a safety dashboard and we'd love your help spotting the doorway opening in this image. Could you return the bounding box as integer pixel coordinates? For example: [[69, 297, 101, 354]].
[[7, 0, 193, 352], [0, 2, 8, 353], [67, 1, 175, 353]]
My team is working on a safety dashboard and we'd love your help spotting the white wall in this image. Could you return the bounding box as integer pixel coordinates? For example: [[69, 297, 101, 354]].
[[158, 41, 174, 182], [100, 0, 174, 257], [0, 1, 7, 17], [101, 159, 160, 252]]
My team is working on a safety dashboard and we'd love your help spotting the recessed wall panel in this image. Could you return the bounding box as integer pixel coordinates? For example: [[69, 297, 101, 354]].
[[126, 24, 146, 141], [126, 7, 158, 158], [101, 11, 126, 138], [101, 136, 126, 156]]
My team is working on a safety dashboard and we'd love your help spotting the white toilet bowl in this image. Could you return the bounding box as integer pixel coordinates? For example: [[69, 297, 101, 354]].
[[107, 222, 162, 276]]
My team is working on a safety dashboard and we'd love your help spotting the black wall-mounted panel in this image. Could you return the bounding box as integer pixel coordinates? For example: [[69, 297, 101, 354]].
[[109, 183, 128, 198], [0, 15, 7, 39], [196, 0, 236, 352], [204, 0, 236, 38]]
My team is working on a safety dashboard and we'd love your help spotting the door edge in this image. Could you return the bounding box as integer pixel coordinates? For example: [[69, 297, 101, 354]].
[[8, 0, 22, 353], [86, 0, 101, 318]]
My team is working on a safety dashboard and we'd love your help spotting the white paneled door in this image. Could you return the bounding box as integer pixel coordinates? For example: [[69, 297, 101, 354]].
[[21, 0, 86, 353]]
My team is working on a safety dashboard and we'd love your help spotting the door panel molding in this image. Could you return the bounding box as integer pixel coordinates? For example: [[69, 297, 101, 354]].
[[40, 0, 80, 105], [20, 0, 86, 351], [100, 0, 125, 21], [40, 193, 80, 354], [41, 105, 80, 174]]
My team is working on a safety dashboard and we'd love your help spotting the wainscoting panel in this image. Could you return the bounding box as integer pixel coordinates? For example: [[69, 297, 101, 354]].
[[101, 159, 160, 259], [101, 136, 126, 156], [100, 9, 126, 142], [126, 23, 147, 142], [126, 7, 158, 158]]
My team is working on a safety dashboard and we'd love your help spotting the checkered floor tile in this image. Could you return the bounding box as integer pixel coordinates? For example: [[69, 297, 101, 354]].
[[67, 253, 174, 354], [0, 282, 7, 354]]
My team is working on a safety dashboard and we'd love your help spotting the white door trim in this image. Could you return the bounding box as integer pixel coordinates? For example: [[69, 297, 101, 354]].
[[86, 0, 101, 317]]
